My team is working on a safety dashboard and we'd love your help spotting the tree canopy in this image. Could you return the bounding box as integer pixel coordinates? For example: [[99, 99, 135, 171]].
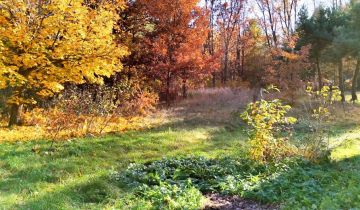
[[0, 0, 128, 106]]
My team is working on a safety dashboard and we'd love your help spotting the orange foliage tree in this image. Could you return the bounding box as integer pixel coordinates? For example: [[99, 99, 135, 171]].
[[139, 0, 217, 104]]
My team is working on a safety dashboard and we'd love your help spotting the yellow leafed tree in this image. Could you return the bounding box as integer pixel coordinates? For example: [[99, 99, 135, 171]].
[[0, 0, 128, 126]]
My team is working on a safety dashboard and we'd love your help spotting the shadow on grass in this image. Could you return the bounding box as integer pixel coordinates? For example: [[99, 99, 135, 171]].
[[14, 173, 124, 209], [245, 154, 360, 209]]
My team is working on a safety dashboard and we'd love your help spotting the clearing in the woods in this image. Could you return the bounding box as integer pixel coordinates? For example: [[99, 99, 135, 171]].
[[0, 88, 360, 209]]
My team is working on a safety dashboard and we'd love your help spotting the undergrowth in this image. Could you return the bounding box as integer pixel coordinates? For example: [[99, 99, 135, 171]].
[[116, 154, 360, 209]]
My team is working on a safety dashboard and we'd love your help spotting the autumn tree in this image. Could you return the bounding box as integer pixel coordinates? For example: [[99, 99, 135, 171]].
[[278, 38, 311, 104], [256, 0, 279, 48], [114, 0, 159, 103], [241, 20, 272, 100], [278, 0, 299, 41], [0, 0, 128, 126], [234, 2, 248, 79], [204, 0, 219, 87], [216, 0, 245, 84], [255, 0, 301, 47], [139, 0, 213, 104]]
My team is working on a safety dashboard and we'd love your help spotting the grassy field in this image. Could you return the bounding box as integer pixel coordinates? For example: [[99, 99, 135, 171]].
[[0, 88, 360, 209], [0, 123, 246, 209]]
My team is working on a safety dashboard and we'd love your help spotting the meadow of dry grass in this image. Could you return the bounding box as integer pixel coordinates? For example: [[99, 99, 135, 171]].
[[168, 87, 253, 125], [2, 87, 360, 143]]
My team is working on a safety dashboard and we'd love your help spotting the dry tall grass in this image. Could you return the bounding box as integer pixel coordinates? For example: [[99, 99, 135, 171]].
[[2, 87, 360, 143], [167, 87, 253, 125]]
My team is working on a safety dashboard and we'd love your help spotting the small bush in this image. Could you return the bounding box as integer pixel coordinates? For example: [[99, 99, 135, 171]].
[[299, 85, 342, 161], [16, 84, 158, 141], [241, 86, 297, 162]]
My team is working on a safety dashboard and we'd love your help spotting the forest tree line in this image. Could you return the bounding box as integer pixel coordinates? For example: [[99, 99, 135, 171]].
[[0, 0, 360, 126]]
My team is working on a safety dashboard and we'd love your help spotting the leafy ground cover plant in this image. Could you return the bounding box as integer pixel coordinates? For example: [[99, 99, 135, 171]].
[[117, 153, 360, 209], [139, 180, 205, 210], [116, 156, 303, 208], [117, 156, 264, 192], [115, 156, 266, 208]]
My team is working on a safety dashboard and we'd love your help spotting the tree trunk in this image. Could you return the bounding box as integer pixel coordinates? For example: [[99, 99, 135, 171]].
[[252, 86, 261, 102], [166, 70, 171, 107], [236, 26, 242, 78], [223, 48, 229, 84], [338, 58, 345, 102], [206, 0, 216, 88], [8, 104, 22, 127], [265, 0, 278, 47], [240, 47, 245, 78], [351, 57, 360, 101], [316, 56, 323, 90], [182, 69, 187, 99], [212, 73, 216, 88], [182, 80, 187, 99]]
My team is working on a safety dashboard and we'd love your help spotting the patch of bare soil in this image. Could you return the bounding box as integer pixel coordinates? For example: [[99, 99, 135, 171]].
[[204, 194, 278, 210]]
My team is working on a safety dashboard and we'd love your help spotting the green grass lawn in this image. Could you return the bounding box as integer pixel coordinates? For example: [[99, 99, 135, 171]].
[[0, 122, 246, 209], [0, 116, 360, 209]]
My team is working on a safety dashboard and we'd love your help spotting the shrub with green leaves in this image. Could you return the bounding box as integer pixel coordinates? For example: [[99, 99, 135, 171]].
[[300, 85, 342, 160], [241, 95, 297, 162]]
